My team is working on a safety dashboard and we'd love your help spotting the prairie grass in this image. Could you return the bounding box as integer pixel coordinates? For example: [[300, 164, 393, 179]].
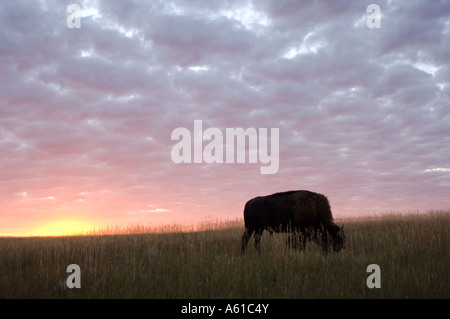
[[0, 212, 448, 298]]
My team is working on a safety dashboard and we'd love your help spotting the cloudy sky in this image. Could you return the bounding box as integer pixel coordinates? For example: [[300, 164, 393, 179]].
[[1, 0, 449, 236]]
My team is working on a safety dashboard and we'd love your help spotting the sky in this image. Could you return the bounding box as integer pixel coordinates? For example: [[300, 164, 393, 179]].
[[1, 0, 449, 236]]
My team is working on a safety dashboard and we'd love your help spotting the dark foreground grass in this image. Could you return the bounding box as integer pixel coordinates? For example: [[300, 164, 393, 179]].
[[0, 212, 448, 298]]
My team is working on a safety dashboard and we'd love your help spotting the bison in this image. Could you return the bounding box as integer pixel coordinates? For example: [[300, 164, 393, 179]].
[[241, 190, 345, 254]]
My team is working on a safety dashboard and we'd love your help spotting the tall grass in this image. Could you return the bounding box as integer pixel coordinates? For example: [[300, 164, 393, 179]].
[[0, 212, 448, 298]]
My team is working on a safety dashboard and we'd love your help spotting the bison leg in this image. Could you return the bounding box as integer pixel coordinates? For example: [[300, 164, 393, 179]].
[[254, 229, 263, 254], [241, 228, 254, 255], [286, 234, 296, 249], [319, 231, 332, 254], [299, 233, 307, 251], [288, 232, 306, 251]]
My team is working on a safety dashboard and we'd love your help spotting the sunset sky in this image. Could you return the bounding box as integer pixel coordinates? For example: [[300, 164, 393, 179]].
[[1, 0, 449, 236]]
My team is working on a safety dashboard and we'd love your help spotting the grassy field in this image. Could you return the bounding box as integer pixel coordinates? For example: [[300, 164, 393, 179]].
[[0, 212, 448, 298]]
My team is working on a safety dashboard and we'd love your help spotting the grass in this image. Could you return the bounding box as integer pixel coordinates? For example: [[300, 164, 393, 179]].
[[0, 212, 448, 298]]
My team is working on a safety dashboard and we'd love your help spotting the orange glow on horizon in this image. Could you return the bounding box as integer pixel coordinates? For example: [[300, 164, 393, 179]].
[[31, 220, 97, 237]]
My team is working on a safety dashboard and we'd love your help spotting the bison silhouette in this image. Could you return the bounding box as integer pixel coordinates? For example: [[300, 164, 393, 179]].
[[241, 190, 345, 254]]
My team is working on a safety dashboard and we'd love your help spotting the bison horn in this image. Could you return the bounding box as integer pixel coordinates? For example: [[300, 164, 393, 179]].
[[340, 224, 344, 231]]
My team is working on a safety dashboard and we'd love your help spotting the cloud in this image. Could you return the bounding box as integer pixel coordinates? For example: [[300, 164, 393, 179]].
[[425, 168, 450, 173]]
